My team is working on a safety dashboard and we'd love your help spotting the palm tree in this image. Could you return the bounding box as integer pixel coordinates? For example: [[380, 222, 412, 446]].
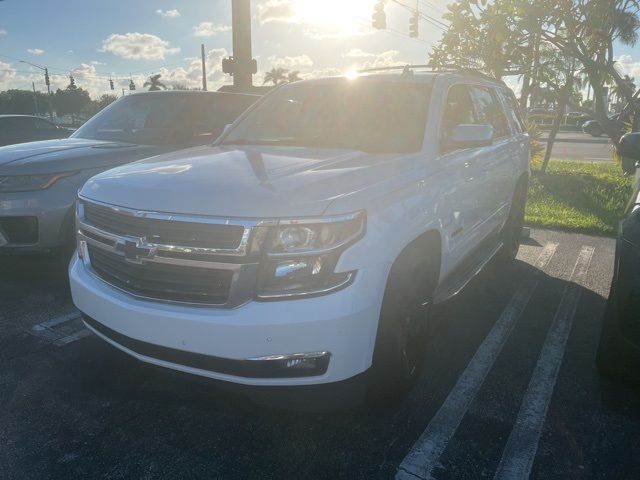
[[287, 71, 302, 83], [263, 68, 288, 86], [143, 74, 167, 91], [610, 75, 636, 108]]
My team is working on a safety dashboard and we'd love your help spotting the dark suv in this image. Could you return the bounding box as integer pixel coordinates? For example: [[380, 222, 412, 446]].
[[597, 132, 640, 378], [0, 115, 70, 146]]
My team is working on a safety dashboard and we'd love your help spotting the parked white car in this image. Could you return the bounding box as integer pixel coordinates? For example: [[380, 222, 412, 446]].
[[69, 68, 530, 409]]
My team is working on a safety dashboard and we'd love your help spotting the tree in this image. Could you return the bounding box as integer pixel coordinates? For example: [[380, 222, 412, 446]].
[[0, 89, 50, 115], [429, 0, 640, 152], [539, 0, 640, 144], [83, 94, 118, 117], [263, 67, 288, 86], [53, 80, 90, 124], [287, 71, 302, 83], [143, 74, 167, 91]]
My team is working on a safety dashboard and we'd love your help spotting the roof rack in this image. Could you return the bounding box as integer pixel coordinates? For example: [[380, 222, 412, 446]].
[[356, 64, 503, 84]]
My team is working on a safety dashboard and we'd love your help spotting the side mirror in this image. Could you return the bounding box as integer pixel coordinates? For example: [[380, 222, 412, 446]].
[[618, 133, 640, 175], [450, 124, 494, 149]]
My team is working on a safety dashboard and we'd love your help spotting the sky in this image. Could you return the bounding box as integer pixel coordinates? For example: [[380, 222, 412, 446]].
[[0, 0, 639, 98]]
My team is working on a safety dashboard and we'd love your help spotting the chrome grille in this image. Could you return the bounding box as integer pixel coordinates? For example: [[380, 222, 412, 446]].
[[83, 201, 244, 250], [77, 198, 262, 307], [88, 245, 234, 304]]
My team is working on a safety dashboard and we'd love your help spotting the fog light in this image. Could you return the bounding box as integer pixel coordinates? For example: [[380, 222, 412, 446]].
[[248, 351, 331, 377]]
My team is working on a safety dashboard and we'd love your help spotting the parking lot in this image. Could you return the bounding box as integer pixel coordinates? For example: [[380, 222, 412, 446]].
[[2, 228, 639, 479]]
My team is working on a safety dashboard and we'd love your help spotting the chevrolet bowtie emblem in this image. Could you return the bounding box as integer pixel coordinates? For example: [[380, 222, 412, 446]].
[[117, 240, 155, 263]]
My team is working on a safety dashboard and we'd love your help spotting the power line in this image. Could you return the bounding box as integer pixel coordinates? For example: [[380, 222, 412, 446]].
[[389, 0, 449, 31]]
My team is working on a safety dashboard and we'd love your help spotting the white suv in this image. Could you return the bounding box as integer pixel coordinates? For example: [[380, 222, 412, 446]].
[[69, 68, 530, 409]]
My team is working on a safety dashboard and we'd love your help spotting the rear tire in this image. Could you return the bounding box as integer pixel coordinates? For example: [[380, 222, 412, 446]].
[[496, 180, 527, 265], [596, 282, 635, 381], [590, 126, 603, 137], [368, 253, 436, 405]]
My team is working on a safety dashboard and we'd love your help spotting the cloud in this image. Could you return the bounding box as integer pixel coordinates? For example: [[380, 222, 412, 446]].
[[0, 61, 16, 88], [156, 9, 180, 18], [257, 0, 296, 24], [267, 54, 313, 69], [0, 29, 7, 36], [27, 48, 45, 56], [90, 60, 106, 66], [342, 49, 402, 69], [193, 22, 231, 37], [615, 54, 640, 80], [101, 33, 180, 60], [343, 49, 376, 59]]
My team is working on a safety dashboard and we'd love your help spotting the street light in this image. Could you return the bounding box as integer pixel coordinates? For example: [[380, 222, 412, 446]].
[[19, 60, 54, 121]]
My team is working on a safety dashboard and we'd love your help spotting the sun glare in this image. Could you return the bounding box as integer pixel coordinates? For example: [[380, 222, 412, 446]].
[[291, 0, 376, 37]]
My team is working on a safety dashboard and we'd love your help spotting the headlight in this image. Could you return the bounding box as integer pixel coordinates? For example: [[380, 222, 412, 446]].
[[0, 171, 77, 193], [256, 211, 365, 299]]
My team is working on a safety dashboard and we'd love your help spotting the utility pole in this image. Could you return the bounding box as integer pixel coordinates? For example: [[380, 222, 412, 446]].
[[31, 82, 39, 116], [20, 60, 53, 121], [222, 0, 257, 92], [201, 43, 207, 91]]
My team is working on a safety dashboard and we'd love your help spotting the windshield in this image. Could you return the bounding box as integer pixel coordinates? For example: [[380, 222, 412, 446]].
[[221, 80, 432, 153], [72, 94, 253, 145]]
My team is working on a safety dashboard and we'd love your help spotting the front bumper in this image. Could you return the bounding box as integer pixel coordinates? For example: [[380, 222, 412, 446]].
[[0, 178, 78, 252], [69, 255, 387, 387]]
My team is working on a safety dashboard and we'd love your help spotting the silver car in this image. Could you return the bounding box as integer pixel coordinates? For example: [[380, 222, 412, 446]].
[[0, 91, 258, 253]]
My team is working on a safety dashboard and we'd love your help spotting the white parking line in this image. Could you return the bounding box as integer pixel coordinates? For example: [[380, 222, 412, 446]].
[[396, 243, 559, 480], [493, 246, 594, 480]]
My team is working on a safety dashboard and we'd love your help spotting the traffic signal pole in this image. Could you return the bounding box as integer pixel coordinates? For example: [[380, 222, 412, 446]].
[[230, 0, 255, 91]]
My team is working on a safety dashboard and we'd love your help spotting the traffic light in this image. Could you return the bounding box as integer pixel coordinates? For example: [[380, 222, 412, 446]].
[[69, 75, 76, 88], [44, 69, 50, 87], [372, 0, 386, 30], [109, 78, 114, 90], [129, 79, 136, 91], [409, 12, 419, 38]]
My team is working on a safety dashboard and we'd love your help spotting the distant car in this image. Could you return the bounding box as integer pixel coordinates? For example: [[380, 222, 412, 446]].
[[597, 131, 640, 379], [0, 115, 70, 146], [0, 91, 259, 252], [582, 114, 620, 137]]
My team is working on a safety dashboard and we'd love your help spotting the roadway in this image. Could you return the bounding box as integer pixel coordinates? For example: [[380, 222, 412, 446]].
[[1, 229, 638, 479], [540, 131, 613, 162]]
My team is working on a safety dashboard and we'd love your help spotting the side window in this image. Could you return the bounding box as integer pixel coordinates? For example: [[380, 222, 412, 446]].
[[497, 88, 525, 134], [469, 86, 510, 138], [439, 84, 476, 154], [12, 117, 37, 133]]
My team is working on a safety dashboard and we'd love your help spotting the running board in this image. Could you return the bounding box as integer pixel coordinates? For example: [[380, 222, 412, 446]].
[[432, 241, 503, 304]]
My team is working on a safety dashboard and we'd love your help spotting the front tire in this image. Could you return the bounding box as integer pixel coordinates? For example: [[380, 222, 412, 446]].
[[368, 254, 436, 404]]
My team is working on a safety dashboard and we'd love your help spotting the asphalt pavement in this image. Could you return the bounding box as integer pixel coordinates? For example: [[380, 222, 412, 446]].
[[540, 132, 613, 162], [1, 228, 638, 479]]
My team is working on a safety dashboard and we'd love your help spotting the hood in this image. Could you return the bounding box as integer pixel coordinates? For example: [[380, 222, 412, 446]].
[[81, 145, 422, 218], [0, 138, 169, 175]]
